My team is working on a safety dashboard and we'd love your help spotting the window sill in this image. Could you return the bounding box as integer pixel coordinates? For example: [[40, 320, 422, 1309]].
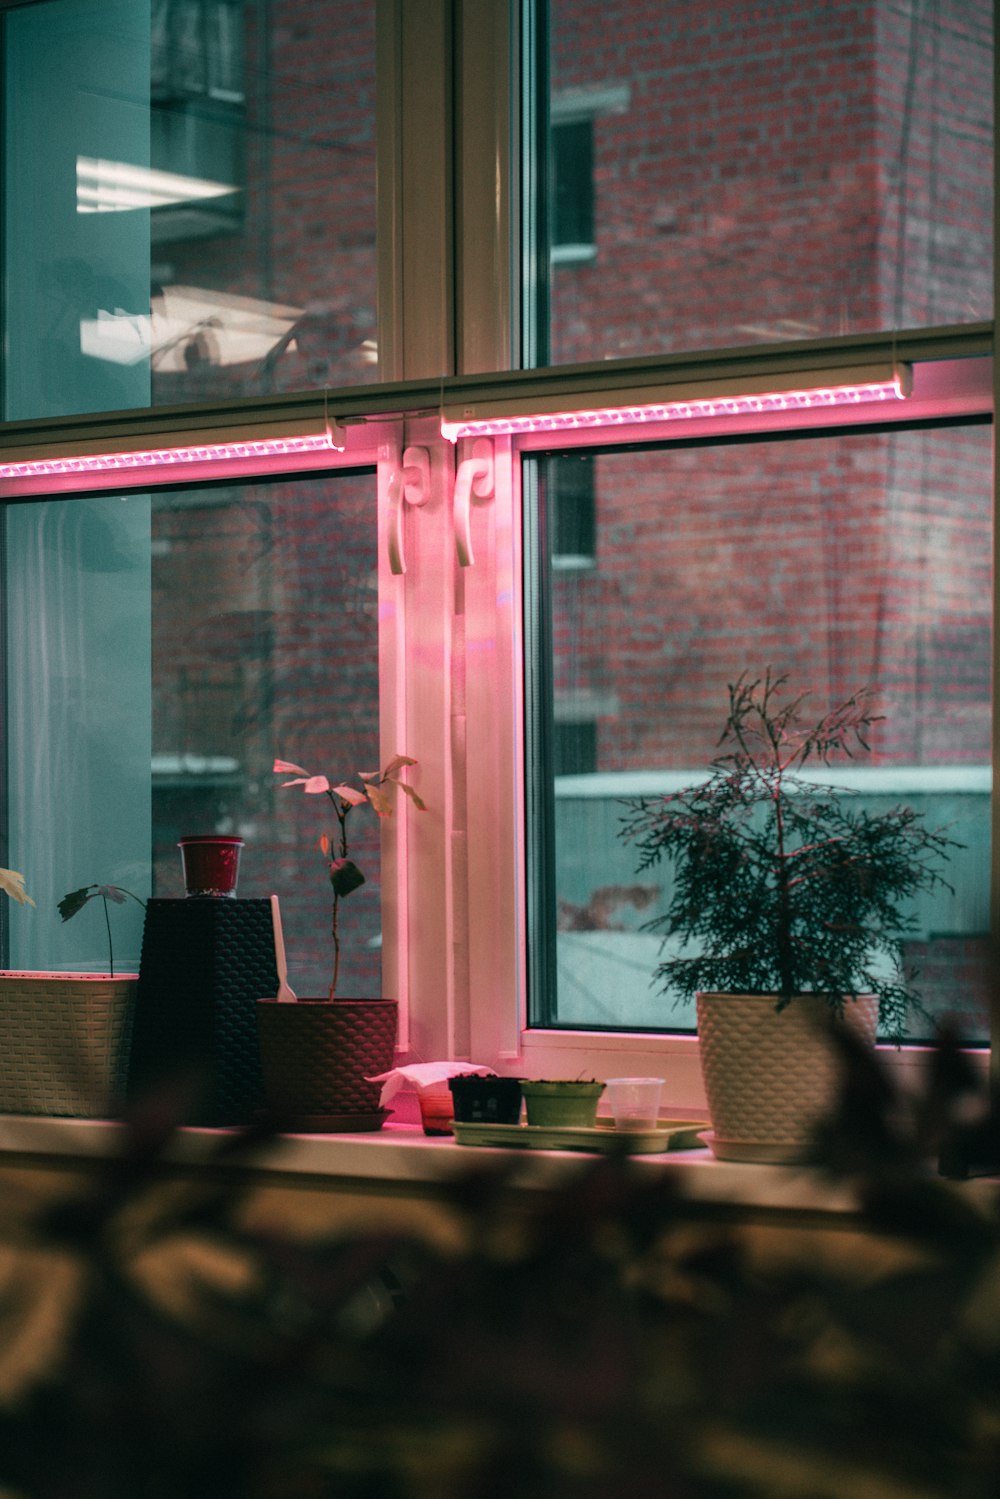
[[0, 1112, 995, 1220]]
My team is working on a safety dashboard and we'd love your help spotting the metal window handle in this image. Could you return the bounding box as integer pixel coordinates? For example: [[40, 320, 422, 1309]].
[[454, 437, 494, 568], [387, 445, 430, 575]]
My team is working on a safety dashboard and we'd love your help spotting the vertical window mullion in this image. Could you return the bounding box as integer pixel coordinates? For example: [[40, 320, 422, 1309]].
[[455, 0, 514, 374], [376, 0, 456, 381]]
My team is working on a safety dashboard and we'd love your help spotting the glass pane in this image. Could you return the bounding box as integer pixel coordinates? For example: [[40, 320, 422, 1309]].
[[541, 0, 993, 365], [3, 469, 382, 999], [532, 423, 992, 1043], [2, 0, 377, 423]]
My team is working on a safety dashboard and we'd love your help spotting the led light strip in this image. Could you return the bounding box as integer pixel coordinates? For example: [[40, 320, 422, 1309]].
[[441, 369, 910, 442], [0, 428, 343, 480]]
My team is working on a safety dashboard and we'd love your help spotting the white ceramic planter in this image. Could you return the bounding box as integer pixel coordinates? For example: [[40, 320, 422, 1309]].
[[0, 971, 137, 1117], [696, 991, 879, 1163]]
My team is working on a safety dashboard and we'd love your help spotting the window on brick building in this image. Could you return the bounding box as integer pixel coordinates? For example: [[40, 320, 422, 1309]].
[[547, 454, 596, 564], [550, 118, 594, 263], [524, 419, 994, 1045], [150, 0, 246, 243]]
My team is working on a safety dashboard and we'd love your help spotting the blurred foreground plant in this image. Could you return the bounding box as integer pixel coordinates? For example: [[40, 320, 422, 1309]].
[[1, 1034, 1000, 1498]]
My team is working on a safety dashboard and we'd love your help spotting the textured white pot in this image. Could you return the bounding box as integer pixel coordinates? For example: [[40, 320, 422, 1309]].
[[0, 971, 137, 1117], [696, 991, 879, 1163]]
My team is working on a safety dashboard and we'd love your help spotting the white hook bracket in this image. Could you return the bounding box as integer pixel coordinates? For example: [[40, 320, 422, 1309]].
[[454, 437, 494, 568], [387, 446, 431, 575]]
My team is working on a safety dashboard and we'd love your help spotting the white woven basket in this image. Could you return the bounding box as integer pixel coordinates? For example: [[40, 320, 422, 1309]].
[[0, 971, 137, 1117], [696, 991, 879, 1162]]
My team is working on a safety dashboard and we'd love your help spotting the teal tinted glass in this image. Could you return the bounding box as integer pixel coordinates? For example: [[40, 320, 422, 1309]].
[[3, 469, 381, 997], [539, 0, 993, 365], [2, 0, 377, 422], [530, 421, 992, 1043]]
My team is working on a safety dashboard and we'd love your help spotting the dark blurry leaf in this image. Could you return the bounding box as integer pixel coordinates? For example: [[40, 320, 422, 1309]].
[[57, 885, 97, 922], [329, 858, 365, 897]]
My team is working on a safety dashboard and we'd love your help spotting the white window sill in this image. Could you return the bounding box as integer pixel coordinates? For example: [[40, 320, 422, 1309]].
[[0, 1112, 994, 1218]]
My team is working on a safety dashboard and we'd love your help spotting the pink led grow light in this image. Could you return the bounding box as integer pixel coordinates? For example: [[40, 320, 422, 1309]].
[[441, 370, 910, 442], [0, 428, 342, 480]]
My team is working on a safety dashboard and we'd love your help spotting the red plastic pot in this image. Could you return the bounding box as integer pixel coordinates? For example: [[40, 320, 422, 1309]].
[[178, 835, 244, 898]]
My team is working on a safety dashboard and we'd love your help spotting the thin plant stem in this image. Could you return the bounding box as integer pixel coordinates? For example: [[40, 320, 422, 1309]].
[[102, 895, 114, 978]]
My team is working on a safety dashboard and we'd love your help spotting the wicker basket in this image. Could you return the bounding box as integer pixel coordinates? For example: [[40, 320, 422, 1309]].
[[0, 971, 137, 1117]]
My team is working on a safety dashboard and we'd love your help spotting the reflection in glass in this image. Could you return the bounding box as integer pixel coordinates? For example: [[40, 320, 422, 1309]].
[[2, 0, 377, 423], [534, 425, 992, 1042], [4, 471, 381, 998], [543, 0, 993, 364]]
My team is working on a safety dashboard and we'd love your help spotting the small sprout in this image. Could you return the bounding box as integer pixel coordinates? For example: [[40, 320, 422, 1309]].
[[58, 883, 145, 978]]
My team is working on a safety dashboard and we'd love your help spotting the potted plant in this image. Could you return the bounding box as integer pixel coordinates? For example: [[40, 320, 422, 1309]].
[[619, 670, 956, 1162], [521, 1078, 606, 1128], [0, 870, 139, 1119], [449, 1072, 524, 1125], [256, 752, 425, 1131], [57, 882, 146, 977]]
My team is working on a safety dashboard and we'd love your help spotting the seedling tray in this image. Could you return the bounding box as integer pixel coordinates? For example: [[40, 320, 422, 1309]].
[[452, 1118, 706, 1154]]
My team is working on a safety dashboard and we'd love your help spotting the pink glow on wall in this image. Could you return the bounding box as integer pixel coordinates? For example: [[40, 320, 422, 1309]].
[[0, 430, 340, 480], [441, 373, 909, 442]]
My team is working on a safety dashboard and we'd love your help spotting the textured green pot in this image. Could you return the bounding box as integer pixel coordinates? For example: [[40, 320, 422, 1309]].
[[521, 1079, 605, 1128]]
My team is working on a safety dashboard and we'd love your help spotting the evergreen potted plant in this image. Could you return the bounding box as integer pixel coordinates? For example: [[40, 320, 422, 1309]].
[[256, 753, 425, 1131], [619, 670, 956, 1161]]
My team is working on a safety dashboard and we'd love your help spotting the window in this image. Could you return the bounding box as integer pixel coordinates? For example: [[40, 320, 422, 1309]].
[[548, 85, 629, 265], [550, 116, 594, 263], [529, 421, 993, 1044], [150, 0, 246, 244], [2, 0, 378, 422], [0, 0, 995, 1114], [543, 0, 993, 364], [546, 453, 595, 564], [3, 466, 383, 996]]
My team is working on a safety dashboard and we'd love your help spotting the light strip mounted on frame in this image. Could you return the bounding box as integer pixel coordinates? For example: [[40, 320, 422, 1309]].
[[441, 363, 913, 442], [0, 416, 347, 481]]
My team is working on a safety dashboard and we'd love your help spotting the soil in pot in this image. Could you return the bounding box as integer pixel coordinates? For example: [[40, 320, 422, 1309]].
[[521, 1079, 605, 1128]]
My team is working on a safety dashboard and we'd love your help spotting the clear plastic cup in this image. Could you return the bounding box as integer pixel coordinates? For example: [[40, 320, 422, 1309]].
[[605, 1076, 663, 1130]]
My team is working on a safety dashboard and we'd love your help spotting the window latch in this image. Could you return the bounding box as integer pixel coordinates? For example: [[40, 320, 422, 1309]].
[[386, 446, 431, 575], [454, 438, 494, 568]]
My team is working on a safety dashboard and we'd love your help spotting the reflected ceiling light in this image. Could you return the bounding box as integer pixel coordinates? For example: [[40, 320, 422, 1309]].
[[442, 363, 912, 442], [77, 157, 238, 213], [0, 419, 346, 480]]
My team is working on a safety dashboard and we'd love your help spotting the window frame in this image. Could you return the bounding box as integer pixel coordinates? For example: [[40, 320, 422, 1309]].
[[0, 0, 996, 1107], [460, 339, 994, 1105]]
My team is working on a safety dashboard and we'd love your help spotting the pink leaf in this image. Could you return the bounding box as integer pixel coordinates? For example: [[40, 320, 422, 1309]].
[[397, 781, 427, 811], [365, 784, 393, 817], [382, 753, 417, 779], [273, 758, 310, 776], [332, 783, 368, 806]]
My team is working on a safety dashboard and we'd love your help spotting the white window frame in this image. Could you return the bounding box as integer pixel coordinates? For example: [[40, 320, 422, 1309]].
[[1, 0, 996, 1110], [461, 342, 996, 1106]]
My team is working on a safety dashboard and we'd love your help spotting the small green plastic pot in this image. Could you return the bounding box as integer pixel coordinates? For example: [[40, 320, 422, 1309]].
[[521, 1079, 605, 1128]]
